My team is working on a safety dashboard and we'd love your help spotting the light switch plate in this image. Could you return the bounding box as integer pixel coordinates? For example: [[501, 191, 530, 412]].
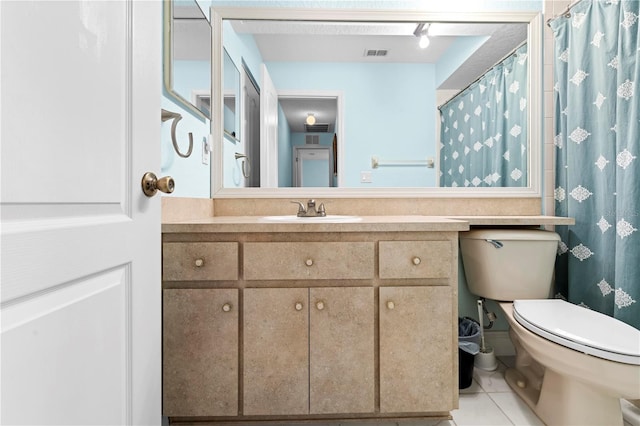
[[360, 171, 372, 183]]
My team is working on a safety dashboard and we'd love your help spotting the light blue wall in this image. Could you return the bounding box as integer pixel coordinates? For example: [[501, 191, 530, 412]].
[[222, 21, 263, 85], [161, 60, 210, 198], [267, 61, 437, 187], [436, 36, 491, 87], [161, 0, 212, 198], [221, 21, 264, 187], [291, 133, 334, 147]]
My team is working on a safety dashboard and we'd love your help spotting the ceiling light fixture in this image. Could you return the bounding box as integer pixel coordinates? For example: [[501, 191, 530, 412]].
[[306, 113, 316, 125], [413, 23, 431, 49]]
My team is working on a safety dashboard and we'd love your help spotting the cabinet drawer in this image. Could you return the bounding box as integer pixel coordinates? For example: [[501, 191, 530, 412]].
[[379, 241, 451, 279], [163, 242, 238, 281], [244, 242, 375, 280]]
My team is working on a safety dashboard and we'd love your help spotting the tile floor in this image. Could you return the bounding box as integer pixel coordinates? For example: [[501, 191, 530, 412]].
[[453, 356, 544, 426]]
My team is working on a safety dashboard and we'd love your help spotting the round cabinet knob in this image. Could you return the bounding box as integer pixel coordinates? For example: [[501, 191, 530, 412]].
[[387, 301, 395, 310], [295, 302, 304, 311], [316, 301, 325, 310], [194, 258, 204, 267], [305, 258, 314, 267], [412, 256, 421, 265], [222, 303, 232, 312]]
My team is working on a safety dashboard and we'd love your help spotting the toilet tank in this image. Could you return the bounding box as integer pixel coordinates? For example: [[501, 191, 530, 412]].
[[459, 229, 561, 301]]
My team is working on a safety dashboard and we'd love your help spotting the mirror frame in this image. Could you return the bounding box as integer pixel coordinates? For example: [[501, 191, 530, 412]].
[[211, 7, 542, 199], [163, 0, 210, 122]]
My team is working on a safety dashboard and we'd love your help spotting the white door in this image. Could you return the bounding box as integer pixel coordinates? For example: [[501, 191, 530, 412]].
[[1, 1, 161, 424], [260, 64, 279, 187]]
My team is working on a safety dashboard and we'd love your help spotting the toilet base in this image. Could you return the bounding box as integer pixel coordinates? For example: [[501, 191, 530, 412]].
[[500, 302, 634, 426], [506, 366, 624, 426]]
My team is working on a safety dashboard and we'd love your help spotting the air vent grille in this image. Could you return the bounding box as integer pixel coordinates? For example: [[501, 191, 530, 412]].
[[304, 124, 330, 133], [364, 49, 388, 57], [305, 134, 320, 144]]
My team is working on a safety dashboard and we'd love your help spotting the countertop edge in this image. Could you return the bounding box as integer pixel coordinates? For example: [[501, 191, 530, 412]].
[[447, 215, 575, 226], [162, 215, 574, 233]]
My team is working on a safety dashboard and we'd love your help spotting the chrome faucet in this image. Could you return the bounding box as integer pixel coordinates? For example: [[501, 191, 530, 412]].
[[292, 199, 326, 217]]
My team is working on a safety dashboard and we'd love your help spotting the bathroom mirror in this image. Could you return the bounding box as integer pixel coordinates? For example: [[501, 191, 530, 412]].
[[163, 0, 211, 121], [211, 7, 542, 198], [223, 49, 240, 141]]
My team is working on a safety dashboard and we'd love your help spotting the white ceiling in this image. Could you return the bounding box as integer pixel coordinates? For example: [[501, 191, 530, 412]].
[[230, 20, 526, 86], [229, 19, 527, 133]]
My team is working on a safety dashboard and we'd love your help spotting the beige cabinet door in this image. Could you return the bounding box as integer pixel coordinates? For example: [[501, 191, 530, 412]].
[[309, 287, 375, 414], [163, 289, 239, 416], [243, 288, 309, 415], [379, 286, 454, 413]]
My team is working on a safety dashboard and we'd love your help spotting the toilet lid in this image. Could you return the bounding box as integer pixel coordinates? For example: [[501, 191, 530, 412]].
[[513, 299, 640, 365]]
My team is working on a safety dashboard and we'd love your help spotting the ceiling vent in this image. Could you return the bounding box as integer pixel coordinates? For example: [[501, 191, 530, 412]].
[[304, 123, 330, 133], [364, 49, 388, 57]]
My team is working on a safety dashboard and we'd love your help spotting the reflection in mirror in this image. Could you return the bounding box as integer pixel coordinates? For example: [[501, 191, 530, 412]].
[[280, 96, 339, 188], [163, 0, 211, 121], [223, 49, 240, 141], [211, 8, 542, 197]]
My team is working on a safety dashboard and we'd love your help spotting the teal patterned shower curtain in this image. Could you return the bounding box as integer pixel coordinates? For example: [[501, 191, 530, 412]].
[[439, 44, 528, 187], [551, 0, 639, 329]]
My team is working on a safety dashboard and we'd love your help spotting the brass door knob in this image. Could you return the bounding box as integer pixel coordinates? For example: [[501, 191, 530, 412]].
[[141, 172, 174, 197], [412, 256, 421, 265], [222, 303, 232, 312], [387, 301, 395, 310]]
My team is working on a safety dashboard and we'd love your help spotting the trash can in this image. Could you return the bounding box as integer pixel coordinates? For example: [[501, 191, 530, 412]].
[[458, 317, 481, 389]]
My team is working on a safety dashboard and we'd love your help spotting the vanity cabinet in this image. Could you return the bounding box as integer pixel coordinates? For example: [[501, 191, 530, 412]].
[[163, 288, 238, 417], [379, 286, 453, 413], [243, 287, 309, 415], [243, 242, 375, 280], [162, 219, 463, 423], [243, 287, 374, 416]]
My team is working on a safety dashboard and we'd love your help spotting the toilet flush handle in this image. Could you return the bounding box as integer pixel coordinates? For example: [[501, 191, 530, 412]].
[[486, 239, 504, 249]]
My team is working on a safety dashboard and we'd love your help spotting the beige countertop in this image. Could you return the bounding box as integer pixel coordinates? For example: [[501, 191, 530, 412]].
[[162, 215, 574, 233]]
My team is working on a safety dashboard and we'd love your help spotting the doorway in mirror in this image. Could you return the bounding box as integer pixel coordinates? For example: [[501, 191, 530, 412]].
[[294, 146, 332, 187]]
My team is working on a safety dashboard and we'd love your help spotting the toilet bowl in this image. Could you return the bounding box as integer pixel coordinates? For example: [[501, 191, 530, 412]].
[[501, 300, 640, 426], [459, 229, 640, 426]]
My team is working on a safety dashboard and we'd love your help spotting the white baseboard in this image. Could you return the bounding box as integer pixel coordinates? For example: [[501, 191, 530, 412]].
[[483, 330, 515, 357]]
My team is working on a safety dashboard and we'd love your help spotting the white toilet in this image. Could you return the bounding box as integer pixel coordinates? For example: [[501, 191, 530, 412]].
[[459, 229, 640, 426]]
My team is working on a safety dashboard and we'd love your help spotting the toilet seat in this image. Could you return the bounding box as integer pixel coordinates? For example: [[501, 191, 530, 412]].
[[513, 299, 640, 365]]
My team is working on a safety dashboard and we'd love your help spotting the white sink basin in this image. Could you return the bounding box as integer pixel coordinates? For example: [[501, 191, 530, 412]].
[[259, 215, 362, 223]]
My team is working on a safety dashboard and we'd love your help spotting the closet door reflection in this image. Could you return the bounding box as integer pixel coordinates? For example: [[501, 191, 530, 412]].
[[243, 66, 260, 187]]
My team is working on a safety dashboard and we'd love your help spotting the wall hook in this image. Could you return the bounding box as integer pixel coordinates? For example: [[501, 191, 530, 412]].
[[161, 109, 193, 158]]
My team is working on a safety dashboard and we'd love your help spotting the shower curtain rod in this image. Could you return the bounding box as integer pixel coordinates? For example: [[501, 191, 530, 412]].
[[437, 40, 527, 111], [546, 0, 584, 27]]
